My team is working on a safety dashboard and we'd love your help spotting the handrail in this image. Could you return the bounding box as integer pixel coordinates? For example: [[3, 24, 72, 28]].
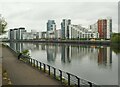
[[5, 44, 100, 87]]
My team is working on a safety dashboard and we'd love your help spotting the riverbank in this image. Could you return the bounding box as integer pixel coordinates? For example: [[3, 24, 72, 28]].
[[2, 45, 62, 85], [3, 44, 98, 86], [3, 40, 111, 45]]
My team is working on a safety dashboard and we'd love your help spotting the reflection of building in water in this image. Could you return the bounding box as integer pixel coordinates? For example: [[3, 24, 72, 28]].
[[98, 47, 112, 67], [36, 43, 39, 50], [89, 47, 99, 61], [22, 43, 40, 51], [9, 42, 23, 52], [9, 42, 113, 68], [41, 44, 46, 50], [9, 42, 14, 50], [61, 45, 72, 63], [46, 45, 57, 62], [61, 45, 97, 63], [70, 45, 95, 59]]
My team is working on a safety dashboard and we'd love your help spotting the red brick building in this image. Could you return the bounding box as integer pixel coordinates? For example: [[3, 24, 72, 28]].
[[97, 19, 107, 39]]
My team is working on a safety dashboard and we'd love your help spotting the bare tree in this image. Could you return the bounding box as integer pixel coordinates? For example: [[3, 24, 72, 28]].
[[0, 14, 7, 35]]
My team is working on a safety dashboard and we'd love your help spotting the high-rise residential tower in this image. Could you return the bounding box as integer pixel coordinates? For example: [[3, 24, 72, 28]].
[[106, 18, 112, 39], [47, 20, 56, 38], [8, 27, 26, 40], [61, 19, 71, 39], [97, 18, 112, 39]]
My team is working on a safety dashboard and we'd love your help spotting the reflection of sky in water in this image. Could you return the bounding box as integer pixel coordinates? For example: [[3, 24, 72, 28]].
[[8, 42, 118, 85]]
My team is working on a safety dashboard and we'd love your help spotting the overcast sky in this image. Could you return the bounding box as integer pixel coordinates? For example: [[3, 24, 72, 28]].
[[0, 0, 118, 33]]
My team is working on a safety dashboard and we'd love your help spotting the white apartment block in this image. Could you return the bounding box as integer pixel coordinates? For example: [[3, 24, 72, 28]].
[[9, 27, 26, 40], [69, 24, 93, 39], [47, 20, 56, 39], [107, 18, 112, 39], [23, 31, 42, 40], [89, 23, 99, 38], [55, 29, 62, 39]]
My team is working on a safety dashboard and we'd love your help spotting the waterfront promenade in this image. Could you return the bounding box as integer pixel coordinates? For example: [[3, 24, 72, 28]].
[[2, 45, 62, 85]]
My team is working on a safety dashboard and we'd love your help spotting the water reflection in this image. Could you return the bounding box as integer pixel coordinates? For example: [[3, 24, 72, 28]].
[[46, 45, 57, 63], [111, 44, 120, 54], [98, 47, 112, 67], [61, 45, 71, 63], [9, 42, 23, 52], [9, 42, 113, 68], [7, 42, 118, 85]]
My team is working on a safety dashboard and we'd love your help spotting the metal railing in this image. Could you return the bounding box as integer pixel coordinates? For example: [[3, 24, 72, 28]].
[[23, 57, 99, 87], [5, 44, 100, 87]]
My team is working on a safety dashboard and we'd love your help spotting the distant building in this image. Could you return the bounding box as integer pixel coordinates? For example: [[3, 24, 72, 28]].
[[36, 32, 41, 39], [41, 31, 47, 39], [9, 29, 14, 40], [8, 27, 26, 40], [47, 20, 56, 38], [13, 28, 18, 40], [23, 30, 41, 40], [90, 23, 98, 32], [23, 32, 33, 40], [61, 19, 71, 39], [106, 18, 112, 39], [89, 23, 99, 38], [69, 24, 93, 39], [55, 29, 62, 39], [19, 27, 26, 40], [97, 18, 112, 39]]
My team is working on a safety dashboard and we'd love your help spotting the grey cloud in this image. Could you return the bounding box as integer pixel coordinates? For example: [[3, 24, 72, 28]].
[[0, 2, 118, 32]]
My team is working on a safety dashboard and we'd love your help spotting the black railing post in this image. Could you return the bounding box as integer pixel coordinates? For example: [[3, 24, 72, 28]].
[[36, 60, 38, 68], [31, 59, 33, 65], [76, 76, 80, 87], [43, 63, 46, 72], [48, 65, 50, 75], [39, 62, 41, 70], [29, 58, 30, 63], [88, 82, 92, 87], [30, 58, 32, 64], [67, 73, 70, 86], [32, 59, 34, 66], [53, 67, 56, 78], [33, 59, 35, 67], [59, 70, 62, 83]]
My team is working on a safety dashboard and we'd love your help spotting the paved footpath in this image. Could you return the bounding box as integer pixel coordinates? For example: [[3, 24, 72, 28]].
[[2, 46, 62, 85]]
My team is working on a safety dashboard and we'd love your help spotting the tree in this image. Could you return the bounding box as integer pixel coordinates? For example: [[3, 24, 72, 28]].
[[111, 33, 120, 43], [0, 15, 7, 35], [21, 49, 30, 57]]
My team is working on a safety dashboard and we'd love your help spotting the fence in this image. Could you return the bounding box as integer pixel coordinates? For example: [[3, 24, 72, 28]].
[[5, 44, 100, 87]]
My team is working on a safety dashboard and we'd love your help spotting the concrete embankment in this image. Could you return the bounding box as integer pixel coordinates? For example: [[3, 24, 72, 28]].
[[3, 40, 110, 45]]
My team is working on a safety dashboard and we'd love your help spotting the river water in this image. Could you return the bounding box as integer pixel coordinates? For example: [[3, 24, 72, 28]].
[[6, 42, 118, 85]]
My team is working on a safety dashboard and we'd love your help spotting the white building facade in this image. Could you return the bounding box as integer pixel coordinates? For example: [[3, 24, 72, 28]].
[[47, 20, 56, 39], [61, 19, 71, 39], [107, 18, 112, 39], [69, 24, 93, 39], [55, 29, 62, 39], [89, 23, 99, 38], [9, 27, 26, 40]]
